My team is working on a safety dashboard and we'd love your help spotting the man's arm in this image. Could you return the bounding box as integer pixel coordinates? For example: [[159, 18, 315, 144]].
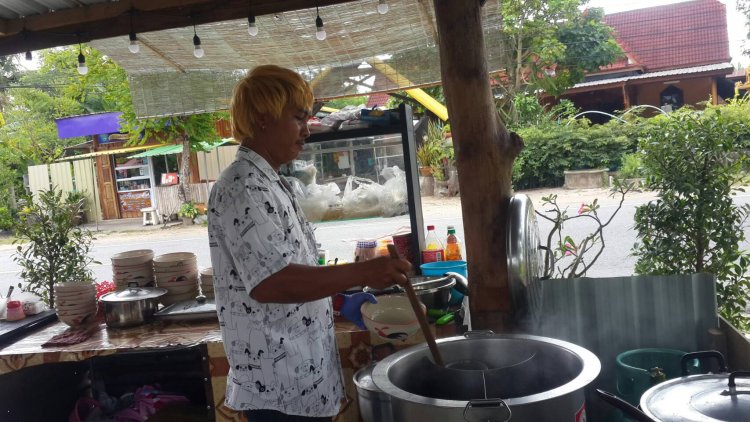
[[250, 257, 411, 303]]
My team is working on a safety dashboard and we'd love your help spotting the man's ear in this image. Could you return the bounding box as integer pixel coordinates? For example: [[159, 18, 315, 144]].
[[257, 113, 272, 130]]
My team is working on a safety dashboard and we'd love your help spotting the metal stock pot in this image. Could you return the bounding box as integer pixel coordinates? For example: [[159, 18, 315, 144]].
[[371, 331, 601, 421], [599, 350, 750, 422], [100, 286, 167, 328]]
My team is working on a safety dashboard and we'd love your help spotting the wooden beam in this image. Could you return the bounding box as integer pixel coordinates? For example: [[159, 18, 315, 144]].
[[434, 0, 522, 331], [0, 0, 360, 56], [711, 77, 718, 105]]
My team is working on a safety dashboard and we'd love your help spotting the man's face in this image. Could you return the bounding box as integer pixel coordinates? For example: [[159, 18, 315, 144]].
[[263, 103, 311, 169]]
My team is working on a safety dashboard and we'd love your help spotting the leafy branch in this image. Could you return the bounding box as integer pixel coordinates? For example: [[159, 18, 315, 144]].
[[537, 180, 634, 278]]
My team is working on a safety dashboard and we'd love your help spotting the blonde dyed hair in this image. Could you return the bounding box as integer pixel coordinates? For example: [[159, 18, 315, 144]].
[[230, 65, 314, 142]]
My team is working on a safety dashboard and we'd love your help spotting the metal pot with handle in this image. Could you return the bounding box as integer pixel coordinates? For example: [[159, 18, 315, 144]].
[[599, 350, 750, 422]]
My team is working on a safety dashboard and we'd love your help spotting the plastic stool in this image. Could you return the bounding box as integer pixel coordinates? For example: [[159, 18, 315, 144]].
[[141, 207, 159, 226]]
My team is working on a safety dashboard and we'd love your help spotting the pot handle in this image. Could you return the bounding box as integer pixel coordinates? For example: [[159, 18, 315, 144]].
[[595, 389, 655, 422], [728, 371, 750, 394], [464, 330, 495, 339], [445, 272, 469, 295], [463, 398, 511, 422], [681, 350, 727, 376]]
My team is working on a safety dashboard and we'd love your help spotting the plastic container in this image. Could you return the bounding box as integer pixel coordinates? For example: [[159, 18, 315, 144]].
[[445, 226, 463, 261], [421, 225, 444, 263], [376, 237, 394, 257], [355, 240, 378, 262], [6, 300, 25, 321], [615, 348, 698, 406]]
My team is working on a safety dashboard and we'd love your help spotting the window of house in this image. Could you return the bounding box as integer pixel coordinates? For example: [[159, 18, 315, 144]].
[[660, 85, 684, 111]]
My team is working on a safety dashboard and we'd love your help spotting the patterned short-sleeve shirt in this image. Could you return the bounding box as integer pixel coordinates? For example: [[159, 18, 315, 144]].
[[208, 146, 344, 416]]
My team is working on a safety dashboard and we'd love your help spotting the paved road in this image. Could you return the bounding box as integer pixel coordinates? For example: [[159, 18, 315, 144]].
[[3, 191, 750, 296]]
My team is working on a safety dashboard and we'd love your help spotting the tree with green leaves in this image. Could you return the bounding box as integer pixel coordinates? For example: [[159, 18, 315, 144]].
[[632, 104, 750, 330], [495, 1, 622, 124]]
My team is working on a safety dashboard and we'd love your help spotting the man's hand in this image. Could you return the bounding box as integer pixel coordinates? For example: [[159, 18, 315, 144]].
[[361, 257, 411, 289], [336, 292, 377, 329]]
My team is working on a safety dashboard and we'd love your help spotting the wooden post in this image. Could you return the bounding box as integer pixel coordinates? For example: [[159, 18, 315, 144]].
[[711, 78, 718, 105], [434, 0, 523, 331]]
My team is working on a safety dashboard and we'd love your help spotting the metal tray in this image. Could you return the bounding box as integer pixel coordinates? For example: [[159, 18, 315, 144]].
[[154, 298, 217, 321]]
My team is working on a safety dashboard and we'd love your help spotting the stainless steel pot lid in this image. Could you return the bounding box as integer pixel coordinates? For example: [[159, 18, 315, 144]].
[[506, 193, 543, 325], [100, 287, 167, 302], [640, 372, 750, 421]]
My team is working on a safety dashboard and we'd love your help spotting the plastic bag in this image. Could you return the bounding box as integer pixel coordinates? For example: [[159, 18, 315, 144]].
[[379, 166, 408, 217], [342, 176, 383, 219], [299, 182, 341, 222]]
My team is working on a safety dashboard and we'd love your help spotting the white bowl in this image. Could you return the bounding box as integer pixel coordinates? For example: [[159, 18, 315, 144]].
[[111, 249, 154, 266], [361, 295, 426, 341], [153, 252, 197, 265]]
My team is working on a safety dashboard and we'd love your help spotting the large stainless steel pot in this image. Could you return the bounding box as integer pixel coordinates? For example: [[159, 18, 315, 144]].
[[100, 287, 167, 328], [641, 351, 750, 422], [354, 362, 394, 422], [598, 350, 750, 422], [372, 331, 600, 421]]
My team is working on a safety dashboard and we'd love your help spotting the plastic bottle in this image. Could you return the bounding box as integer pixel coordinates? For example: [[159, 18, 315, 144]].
[[445, 225, 463, 261], [421, 225, 445, 263]]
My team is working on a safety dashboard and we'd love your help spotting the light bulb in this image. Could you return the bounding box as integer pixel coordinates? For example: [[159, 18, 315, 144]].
[[25, 50, 32, 61], [377, 0, 389, 14], [193, 34, 204, 58], [247, 15, 258, 36], [315, 16, 326, 41], [77, 52, 88, 75], [128, 32, 139, 53]]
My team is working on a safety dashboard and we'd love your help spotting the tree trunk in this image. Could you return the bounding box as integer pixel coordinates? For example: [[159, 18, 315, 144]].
[[434, 0, 523, 331], [178, 136, 192, 203]]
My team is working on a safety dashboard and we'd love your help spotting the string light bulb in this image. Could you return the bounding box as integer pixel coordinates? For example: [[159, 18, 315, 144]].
[[192, 24, 204, 58], [377, 0, 389, 14], [247, 15, 258, 36], [77, 44, 88, 75], [25, 50, 32, 61], [315, 7, 326, 41], [128, 32, 140, 53]]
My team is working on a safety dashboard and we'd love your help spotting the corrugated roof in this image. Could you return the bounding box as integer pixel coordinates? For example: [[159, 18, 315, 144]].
[[572, 62, 733, 89], [603, 0, 730, 72]]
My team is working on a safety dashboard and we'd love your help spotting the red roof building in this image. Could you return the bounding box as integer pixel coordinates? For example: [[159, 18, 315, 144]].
[[557, 0, 735, 121]]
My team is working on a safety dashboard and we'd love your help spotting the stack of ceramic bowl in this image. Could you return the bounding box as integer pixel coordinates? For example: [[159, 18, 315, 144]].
[[199, 267, 214, 299], [111, 249, 155, 288], [153, 252, 199, 305], [54, 282, 97, 326]]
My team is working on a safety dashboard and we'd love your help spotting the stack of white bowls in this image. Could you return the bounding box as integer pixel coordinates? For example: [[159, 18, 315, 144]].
[[111, 249, 155, 289], [153, 252, 199, 305], [54, 282, 97, 326], [199, 267, 214, 299]]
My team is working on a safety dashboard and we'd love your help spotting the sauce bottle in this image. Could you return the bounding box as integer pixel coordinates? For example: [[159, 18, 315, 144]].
[[445, 225, 463, 261], [421, 225, 445, 263]]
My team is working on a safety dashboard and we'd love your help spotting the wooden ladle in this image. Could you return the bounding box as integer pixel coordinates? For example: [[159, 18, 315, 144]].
[[387, 244, 444, 366]]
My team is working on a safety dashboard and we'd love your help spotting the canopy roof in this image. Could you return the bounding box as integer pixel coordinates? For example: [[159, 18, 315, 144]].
[[0, 0, 505, 118]]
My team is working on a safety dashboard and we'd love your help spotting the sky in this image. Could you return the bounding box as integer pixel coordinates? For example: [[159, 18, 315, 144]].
[[588, 0, 748, 67]]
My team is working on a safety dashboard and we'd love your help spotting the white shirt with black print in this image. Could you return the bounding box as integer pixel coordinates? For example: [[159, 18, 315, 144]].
[[208, 147, 343, 416]]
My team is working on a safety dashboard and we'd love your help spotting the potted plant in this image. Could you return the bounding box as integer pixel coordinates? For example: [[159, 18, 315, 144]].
[[416, 121, 446, 177], [179, 201, 199, 225], [13, 188, 97, 308]]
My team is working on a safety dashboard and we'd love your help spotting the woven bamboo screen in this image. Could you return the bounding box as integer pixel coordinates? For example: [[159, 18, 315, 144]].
[[91, 0, 506, 118]]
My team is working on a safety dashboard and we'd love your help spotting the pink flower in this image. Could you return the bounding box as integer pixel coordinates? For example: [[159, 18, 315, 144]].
[[578, 203, 591, 215], [564, 242, 577, 256]]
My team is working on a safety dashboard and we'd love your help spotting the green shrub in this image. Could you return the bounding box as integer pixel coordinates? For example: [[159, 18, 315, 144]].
[[0, 207, 12, 231], [13, 188, 96, 306], [632, 107, 750, 330], [618, 152, 645, 179], [179, 201, 199, 220], [512, 121, 632, 189]]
